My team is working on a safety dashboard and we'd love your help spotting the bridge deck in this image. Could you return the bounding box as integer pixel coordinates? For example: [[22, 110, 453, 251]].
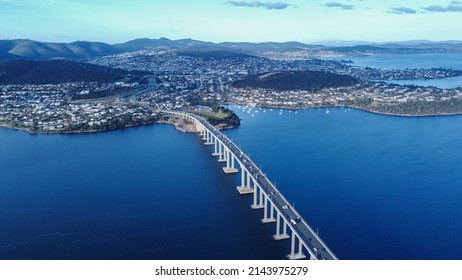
[[164, 111, 338, 260]]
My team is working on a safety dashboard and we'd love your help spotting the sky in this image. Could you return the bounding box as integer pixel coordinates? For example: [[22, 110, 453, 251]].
[[0, 0, 461, 44]]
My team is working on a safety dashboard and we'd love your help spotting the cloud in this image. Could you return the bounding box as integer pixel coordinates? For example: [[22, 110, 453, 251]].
[[423, 4, 462, 12], [225, 1, 294, 10], [323, 2, 354, 10], [389, 7, 417, 14], [387, 1, 462, 14]]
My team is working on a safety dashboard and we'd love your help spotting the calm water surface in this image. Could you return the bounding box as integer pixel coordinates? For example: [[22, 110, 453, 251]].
[[0, 124, 287, 260], [225, 106, 462, 260], [1, 106, 462, 260]]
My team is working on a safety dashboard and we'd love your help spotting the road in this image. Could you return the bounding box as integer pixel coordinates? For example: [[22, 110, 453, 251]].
[[118, 76, 158, 102], [181, 111, 338, 260]]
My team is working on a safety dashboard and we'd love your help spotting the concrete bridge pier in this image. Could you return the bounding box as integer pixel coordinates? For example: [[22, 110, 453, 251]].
[[212, 136, 220, 156], [223, 148, 238, 174], [195, 120, 203, 135], [237, 166, 254, 194], [218, 141, 226, 162], [205, 130, 214, 145], [251, 183, 265, 210], [262, 195, 276, 223], [287, 231, 306, 260], [273, 212, 290, 240], [201, 129, 207, 141], [162, 111, 338, 261]]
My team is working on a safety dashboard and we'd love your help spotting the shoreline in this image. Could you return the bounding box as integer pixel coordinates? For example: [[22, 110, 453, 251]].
[[228, 103, 462, 118], [344, 105, 462, 118], [0, 115, 239, 135], [0, 121, 161, 134], [2, 104, 462, 135]]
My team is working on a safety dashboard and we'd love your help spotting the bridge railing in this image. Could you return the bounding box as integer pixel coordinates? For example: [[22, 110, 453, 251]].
[[162, 110, 338, 260]]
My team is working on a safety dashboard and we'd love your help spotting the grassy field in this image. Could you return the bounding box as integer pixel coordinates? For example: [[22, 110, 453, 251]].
[[194, 110, 229, 120]]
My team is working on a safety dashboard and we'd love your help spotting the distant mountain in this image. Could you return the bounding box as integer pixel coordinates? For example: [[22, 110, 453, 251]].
[[326, 45, 388, 53], [0, 60, 136, 84], [380, 41, 462, 50], [314, 40, 379, 47], [113, 37, 216, 52], [176, 47, 256, 59], [218, 41, 324, 52], [113, 38, 175, 52], [114, 39, 324, 54], [1, 37, 461, 61], [232, 71, 359, 91], [324, 42, 462, 56], [314, 39, 462, 48], [381, 40, 462, 46], [0, 39, 118, 60], [0, 41, 22, 61]]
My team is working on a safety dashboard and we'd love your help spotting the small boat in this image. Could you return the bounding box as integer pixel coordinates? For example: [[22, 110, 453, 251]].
[[326, 109, 330, 114]]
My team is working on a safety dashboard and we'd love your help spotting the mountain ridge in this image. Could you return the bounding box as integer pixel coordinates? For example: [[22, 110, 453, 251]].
[[1, 38, 461, 61]]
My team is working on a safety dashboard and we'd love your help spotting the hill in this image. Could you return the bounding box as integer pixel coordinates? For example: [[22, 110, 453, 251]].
[[113, 37, 216, 52], [327, 45, 388, 53], [232, 71, 359, 91], [218, 41, 324, 52], [1, 38, 462, 61], [0, 60, 139, 84], [176, 48, 255, 59], [0, 39, 118, 60]]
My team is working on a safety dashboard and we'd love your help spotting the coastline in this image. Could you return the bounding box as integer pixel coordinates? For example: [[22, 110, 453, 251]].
[[344, 105, 462, 118], [0, 114, 239, 135], [0, 121, 161, 134], [229, 103, 462, 118], [2, 104, 462, 135]]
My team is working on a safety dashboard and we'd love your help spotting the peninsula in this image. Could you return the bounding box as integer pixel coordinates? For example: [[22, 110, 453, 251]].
[[1, 38, 462, 134]]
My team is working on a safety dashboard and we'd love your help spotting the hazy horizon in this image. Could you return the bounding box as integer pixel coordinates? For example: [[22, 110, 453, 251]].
[[2, 37, 462, 47], [1, 0, 461, 44]]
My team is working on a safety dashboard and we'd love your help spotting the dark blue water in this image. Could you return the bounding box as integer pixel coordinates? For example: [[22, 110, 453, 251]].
[[225, 106, 462, 260], [2, 107, 462, 260], [0, 124, 288, 260]]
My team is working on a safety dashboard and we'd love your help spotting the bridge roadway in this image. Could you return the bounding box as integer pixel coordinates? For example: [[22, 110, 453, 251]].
[[164, 110, 338, 260]]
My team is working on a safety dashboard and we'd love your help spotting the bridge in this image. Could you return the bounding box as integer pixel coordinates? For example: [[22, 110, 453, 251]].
[[164, 111, 338, 260]]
